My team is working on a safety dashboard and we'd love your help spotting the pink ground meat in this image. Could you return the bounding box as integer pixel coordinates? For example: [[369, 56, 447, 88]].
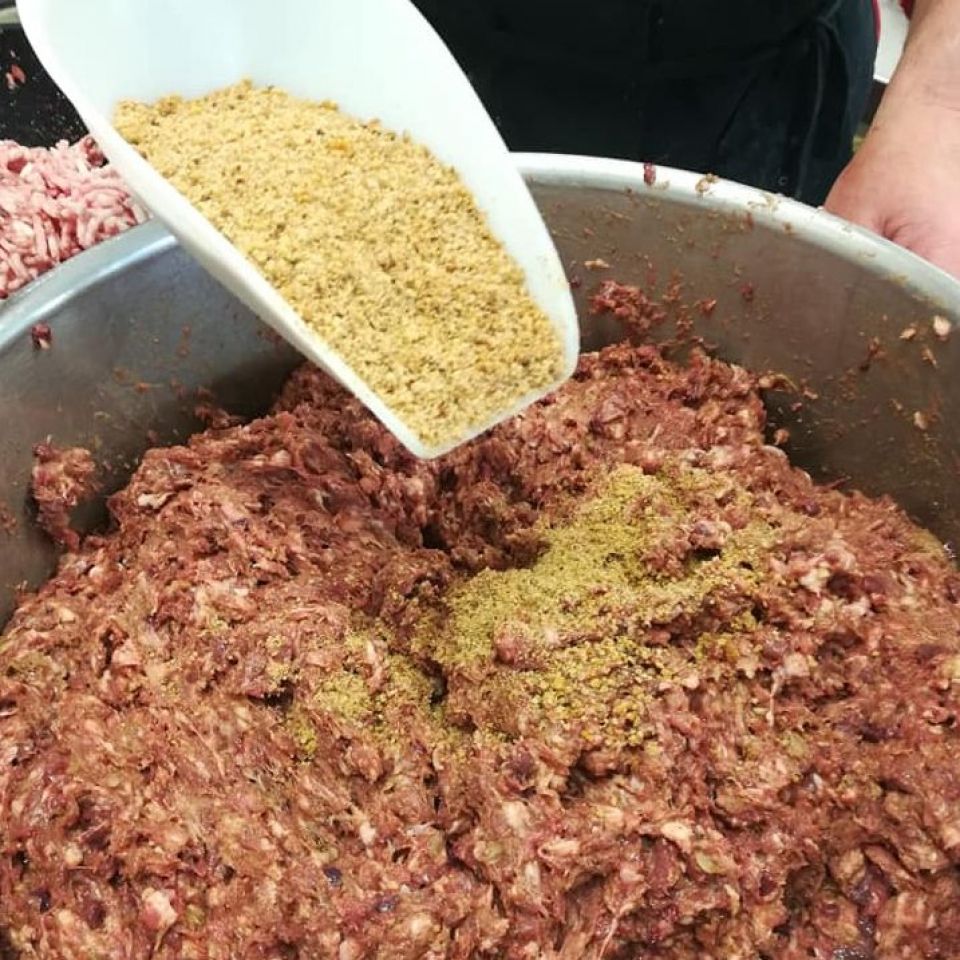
[[0, 136, 147, 299]]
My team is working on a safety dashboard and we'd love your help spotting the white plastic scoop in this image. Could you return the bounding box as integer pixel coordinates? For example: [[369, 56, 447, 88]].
[[17, 0, 579, 459]]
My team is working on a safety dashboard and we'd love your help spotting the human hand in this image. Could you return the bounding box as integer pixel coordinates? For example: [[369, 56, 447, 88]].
[[825, 99, 960, 279]]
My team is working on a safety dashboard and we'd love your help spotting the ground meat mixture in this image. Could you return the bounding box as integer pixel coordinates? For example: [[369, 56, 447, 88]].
[[2, 342, 959, 959], [29, 442, 97, 550]]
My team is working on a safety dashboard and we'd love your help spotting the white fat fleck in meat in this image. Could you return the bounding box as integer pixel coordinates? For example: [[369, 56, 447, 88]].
[[660, 820, 694, 853], [143, 660, 171, 687], [591, 804, 626, 832], [845, 596, 871, 618], [364, 639, 386, 692], [206, 885, 227, 909], [136, 491, 174, 510], [358, 819, 378, 847], [941, 655, 960, 685], [522, 860, 542, 894], [62, 843, 84, 868], [110, 640, 142, 668], [538, 838, 580, 861], [723, 883, 741, 915], [339, 938, 363, 960], [219, 498, 250, 523], [830, 848, 866, 888], [618, 862, 645, 885], [798, 564, 831, 594], [257, 878, 279, 907], [408, 912, 439, 940], [883, 891, 933, 934], [701, 445, 736, 469], [54, 604, 77, 623], [777, 652, 809, 681], [502, 800, 531, 832], [825, 539, 858, 572], [140, 888, 177, 933]]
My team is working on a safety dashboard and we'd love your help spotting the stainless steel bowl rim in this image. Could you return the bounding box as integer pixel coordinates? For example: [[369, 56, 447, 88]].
[[3, 152, 959, 355], [516, 153, 960, 306]]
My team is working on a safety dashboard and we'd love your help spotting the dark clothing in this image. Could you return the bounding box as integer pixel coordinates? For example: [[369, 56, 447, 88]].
[[412, 0, 878, 204]]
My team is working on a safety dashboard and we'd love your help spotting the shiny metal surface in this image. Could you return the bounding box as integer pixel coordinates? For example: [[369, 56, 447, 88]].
[[0, 221, 300, 623], [2, 154, 958, 624]]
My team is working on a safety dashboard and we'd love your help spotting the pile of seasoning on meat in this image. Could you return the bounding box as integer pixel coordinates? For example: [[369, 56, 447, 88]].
[[113, 81, 566, 452], [2, 341, 959, 959]]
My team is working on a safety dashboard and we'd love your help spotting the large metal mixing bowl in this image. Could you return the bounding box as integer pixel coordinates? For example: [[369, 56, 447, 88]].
[[2, 154, 958, 624]]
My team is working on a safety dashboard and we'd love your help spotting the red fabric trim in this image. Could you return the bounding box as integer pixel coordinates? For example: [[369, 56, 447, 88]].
[[901, 0, 915, 15], [873, 0, 882, 38]]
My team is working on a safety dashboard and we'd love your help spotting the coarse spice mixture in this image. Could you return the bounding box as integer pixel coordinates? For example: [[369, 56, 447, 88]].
[[114, 81, 566, 450]]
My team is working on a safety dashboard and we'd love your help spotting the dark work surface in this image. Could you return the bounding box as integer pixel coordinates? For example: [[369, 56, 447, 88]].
[[0, 24, 86, 146]]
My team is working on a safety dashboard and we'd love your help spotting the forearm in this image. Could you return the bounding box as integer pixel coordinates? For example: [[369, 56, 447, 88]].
[[824, 0, 960, 276], [884, 0, 960, 112], [909, 0, 955, 26]]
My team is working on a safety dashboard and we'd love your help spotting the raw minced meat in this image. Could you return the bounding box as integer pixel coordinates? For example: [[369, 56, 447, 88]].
[[29, 442, 97, 550], [1, 342, 959, 959], [0, 137, 146, 300]]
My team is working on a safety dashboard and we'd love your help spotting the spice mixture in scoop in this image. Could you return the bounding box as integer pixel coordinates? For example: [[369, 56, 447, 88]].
[[114, 81, 565, 451]]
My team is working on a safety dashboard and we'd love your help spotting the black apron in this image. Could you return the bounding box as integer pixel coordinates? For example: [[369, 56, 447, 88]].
[[411, 0, 877, 205]]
